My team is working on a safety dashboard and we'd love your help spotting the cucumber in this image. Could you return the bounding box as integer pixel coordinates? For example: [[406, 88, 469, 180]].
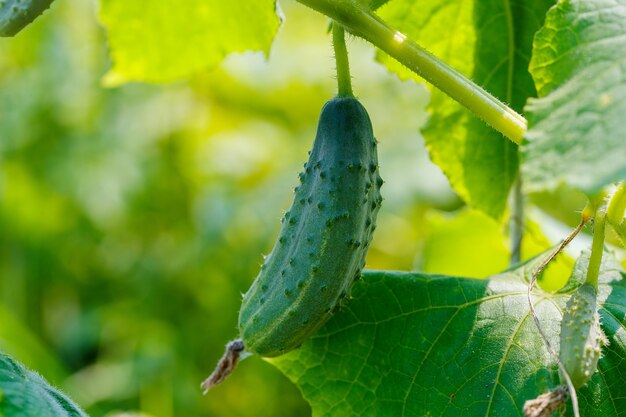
[[559, 283, 606, 388], [0, 0, 54, 37], [238, 96, 382, 357]]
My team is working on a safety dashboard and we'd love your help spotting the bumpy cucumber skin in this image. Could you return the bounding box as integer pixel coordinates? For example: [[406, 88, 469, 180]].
[[238, 97, 382, 357], [559, 283, 606, 388], [0, 0, 54, 37]]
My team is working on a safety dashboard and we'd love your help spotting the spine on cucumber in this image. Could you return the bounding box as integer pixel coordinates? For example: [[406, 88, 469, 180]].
[[238, 96, 382, 357], [0, 0, 54, 37], [559, 283, 606, 388]]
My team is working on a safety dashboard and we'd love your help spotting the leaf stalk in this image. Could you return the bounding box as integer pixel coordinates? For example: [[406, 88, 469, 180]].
[[295, 0, 527, 144]]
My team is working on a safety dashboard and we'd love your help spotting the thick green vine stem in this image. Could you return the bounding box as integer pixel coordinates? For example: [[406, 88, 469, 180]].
[[333, 23, 353, 97], [296, 0, 526, 144], [585, 209, 607, 289]]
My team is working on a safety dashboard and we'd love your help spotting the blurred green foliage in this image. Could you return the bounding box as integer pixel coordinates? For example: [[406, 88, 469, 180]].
[[0, 1, 618, 416]]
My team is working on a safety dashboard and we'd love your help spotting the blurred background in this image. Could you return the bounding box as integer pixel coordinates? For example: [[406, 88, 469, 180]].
[[0, 0, 620, 416]]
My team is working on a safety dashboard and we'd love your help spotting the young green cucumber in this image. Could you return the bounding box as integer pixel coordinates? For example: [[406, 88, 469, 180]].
[[238, 96, 382, 357], [559, 283, 607, 388], [0, 0, 54, 37]]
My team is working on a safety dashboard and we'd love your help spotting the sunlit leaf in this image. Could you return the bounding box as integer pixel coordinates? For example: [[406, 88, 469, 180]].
[[273, 258, 626, 416], [376, 0, 554, 218], [98, 0, 280, 84], [523, 0, 626, 194]]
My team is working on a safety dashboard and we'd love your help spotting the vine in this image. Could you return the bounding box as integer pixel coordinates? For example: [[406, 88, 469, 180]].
[[295, 0, 527, 144]]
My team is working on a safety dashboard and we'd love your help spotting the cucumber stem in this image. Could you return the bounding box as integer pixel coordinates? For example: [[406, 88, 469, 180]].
[[295, 0, 526, 144], [333, 23, 354, 98], [585, 209, 606, 289]]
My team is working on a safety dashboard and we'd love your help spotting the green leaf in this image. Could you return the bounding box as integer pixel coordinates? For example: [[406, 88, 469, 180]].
[[376, 0, 553, 218], [0, 353, 88, 417], [522, 0, 626, 194], [272, 261, 626, 416], [98, 0, 280, 85], [368, 0, 393, 10]]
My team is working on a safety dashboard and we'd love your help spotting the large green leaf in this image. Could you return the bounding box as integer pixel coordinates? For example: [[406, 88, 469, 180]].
[[98, 0, 280, 84], [0, 353, 88, 417], [522, 0, 626, 194], [272, 258, 626, 416], [376, 0, 553, 218]]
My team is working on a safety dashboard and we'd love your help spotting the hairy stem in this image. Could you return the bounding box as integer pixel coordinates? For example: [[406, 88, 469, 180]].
[[585, 209, 606, 289], [333, 23, 354, 97], [295, 0, 527, 144], [509, 177, 524, 266]]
